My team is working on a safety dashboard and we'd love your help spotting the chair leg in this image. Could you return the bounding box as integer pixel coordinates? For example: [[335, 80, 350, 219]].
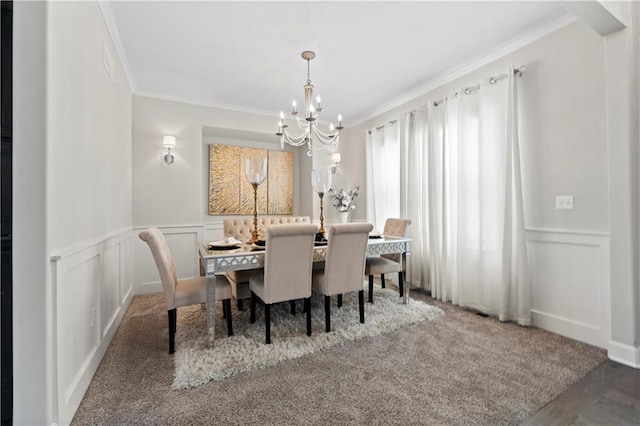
[[168, 308, 177, 354], [368, 275, 374, 304], [337, 294, 343, 308], [290, 299, 296, 315], [224, 299, 233, 337], [358, 290, 365, 324], [381, 273, 386, 288], [250, 291, 256, 324], [237, 299, 244, 311], [325, 295, 331, 333], [265, 304, 271, 344], [222, 301, 227, 319], [398, 271, 404, 297], [305, 297, 311, 336]]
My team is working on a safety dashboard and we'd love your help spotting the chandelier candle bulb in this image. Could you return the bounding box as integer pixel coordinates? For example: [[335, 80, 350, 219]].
[[291, 100, 297, 115]]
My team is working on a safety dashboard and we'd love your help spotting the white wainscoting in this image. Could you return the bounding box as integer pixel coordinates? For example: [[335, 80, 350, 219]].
[[526, 228, 610, 349], [50, 229, 133, 426], [133, 225, 205, 294], [203, 221, 224, 242]]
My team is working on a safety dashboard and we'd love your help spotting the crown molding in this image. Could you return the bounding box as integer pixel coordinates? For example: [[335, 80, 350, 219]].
[[350, 13, 577, 127], [134, 90, 339, 130], [134, 90, 283, 118]]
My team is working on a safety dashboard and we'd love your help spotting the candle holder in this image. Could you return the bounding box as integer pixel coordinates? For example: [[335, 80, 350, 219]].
[[244, 156, 268, 244], [312, 169, 332, 236]]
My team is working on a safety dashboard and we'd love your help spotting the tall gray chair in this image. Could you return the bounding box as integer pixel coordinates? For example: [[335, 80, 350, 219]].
[[249, 223, 318, 344], [365, 218, 411, 302], [139, 228, 234, 353], [312, 223, 374, 332]]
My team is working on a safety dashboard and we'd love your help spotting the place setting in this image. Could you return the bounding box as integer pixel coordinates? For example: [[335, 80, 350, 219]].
[[207, 237, 243, 251]]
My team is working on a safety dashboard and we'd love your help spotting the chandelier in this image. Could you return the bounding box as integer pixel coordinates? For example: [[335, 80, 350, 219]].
[[276, 51, 343, 157]]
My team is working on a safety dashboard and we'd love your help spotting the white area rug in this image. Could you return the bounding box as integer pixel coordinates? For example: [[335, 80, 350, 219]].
[[173, 284, 444, 389]]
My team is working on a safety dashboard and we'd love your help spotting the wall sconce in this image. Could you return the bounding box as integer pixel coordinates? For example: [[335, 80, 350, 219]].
[[163, 135, 176, 165], [330, 152, 341, 174]]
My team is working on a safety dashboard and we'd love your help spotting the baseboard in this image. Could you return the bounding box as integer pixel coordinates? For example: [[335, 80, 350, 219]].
[[608, 340, 640, 368], [137, 281, 163, 295], [59, 287, 133, 425], [531, 309, 606, 349]]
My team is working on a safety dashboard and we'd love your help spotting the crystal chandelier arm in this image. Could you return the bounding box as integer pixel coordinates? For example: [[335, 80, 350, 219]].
[[295, 117, 311, 129], [312, 127, 340, 145], [280, 127, 309, 146]]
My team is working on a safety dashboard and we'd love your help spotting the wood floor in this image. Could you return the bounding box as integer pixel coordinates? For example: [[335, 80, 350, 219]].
[[522, 360, 640, 425]]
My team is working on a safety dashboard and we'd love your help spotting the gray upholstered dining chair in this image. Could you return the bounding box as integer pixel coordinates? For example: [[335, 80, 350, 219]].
[[365, 218, 411, 303], [249, 223, 318, 344], [139, 228, 234, 354], [312, 222, 374, 332]]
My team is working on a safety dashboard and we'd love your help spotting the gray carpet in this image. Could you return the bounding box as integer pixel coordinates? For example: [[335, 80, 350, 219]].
[[174, 286, 443, 389], [71, 288, 606, 425]]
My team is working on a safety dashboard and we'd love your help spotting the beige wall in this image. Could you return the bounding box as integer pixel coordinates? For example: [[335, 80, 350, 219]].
[[347, 21, 609, 233], [132, 95, 311, 227], [48, 1, 133, 251], [343, 20, 614, 349]]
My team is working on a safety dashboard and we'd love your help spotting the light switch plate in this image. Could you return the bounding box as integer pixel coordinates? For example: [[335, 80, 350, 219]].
[[555, 195, 574, 210]]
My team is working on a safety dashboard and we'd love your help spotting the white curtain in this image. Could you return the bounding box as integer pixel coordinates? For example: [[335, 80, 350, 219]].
[[366, 123, 400, 231], [402, 67, 530, 325], [400, 109, 430, 292]]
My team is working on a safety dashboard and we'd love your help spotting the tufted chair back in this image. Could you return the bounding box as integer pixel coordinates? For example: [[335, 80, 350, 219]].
[[223, 216, 311, 242]]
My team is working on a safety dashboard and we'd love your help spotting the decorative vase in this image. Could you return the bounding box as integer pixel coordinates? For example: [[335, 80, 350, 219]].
[[339, 211, 350, 223]]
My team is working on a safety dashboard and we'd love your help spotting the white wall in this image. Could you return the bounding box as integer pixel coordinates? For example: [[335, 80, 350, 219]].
[[131, 96, 313, 293], [345, 21, 613, 348], [603, 2, 640, 367], [14, 2, 134, 424], [48, 2, 133, 251], [13, 2, 49, 424]]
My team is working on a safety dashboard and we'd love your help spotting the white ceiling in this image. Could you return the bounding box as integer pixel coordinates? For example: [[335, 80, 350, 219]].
[[106, 1, 573, 126]]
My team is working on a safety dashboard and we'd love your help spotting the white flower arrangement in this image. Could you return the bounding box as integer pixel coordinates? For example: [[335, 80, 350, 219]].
[[329, 186, 360, 213]]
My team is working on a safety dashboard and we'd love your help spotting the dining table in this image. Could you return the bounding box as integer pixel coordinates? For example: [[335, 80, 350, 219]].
[[198, 234, 412, 344]]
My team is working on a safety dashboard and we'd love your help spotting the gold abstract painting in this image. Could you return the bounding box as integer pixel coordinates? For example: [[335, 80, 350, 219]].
[[208, 144, 293, 215]]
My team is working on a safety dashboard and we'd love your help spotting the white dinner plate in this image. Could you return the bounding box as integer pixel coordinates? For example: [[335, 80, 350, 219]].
[[208, 239, 242, 249]]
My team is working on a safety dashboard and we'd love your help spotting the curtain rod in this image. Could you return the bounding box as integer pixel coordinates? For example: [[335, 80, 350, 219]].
[[368, 119, 398, 134], [432, 65, 526, 107]]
